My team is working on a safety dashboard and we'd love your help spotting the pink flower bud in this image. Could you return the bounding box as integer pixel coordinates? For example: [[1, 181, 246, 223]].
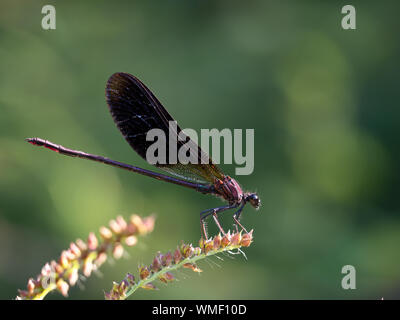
[[116, 216, 127, 231], [68, 268, 79, 286], [56, 279, 69, 297], [87, 232, 98, 250], [130, 215, 146, 234], [112, 243, 124, 259], [53, 262, 64, 274], [125, 235, 137, 246], [142, 215, 155, 233], [99, 226, 113, 240], [69, 242, 81, 257], [126, 222, 137, 234], [41, 263, 52, 277], [75, 238, 87, 251], [83, 259, 93, 277], [17, 290, 28, 298], [94, 252, 107, 267], [60, 251, 70, 269], [27, 279, 35, 294], [109, 219, 122, 234], [104, 291, 113, 300]]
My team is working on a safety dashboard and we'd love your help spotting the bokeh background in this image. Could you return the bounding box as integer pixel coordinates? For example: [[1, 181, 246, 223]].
[[0, 0, 399, 299]]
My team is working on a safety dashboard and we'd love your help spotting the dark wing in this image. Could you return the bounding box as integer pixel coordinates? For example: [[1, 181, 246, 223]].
[[105, 72, 225, 183]]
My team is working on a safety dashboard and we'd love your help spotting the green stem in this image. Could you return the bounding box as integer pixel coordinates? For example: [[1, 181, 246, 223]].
[[33, 283, 57, 300], [123, 243, 243, 299]]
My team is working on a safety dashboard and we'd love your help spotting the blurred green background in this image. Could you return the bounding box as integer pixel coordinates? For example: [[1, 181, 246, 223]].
[[1, 0, 399, 299]]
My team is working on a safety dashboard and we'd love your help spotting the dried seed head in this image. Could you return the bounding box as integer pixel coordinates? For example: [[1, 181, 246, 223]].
[[240, 230, 253, 247], [119, 279, 129, 296], [164, 272, 175, 282], [151, 255, 162, 272], [199, 237, 205, 248], [221, 232, 231, 248], [141, 282, 158, 290], [126, 273, 135, 285], [139, 265, 150, 280], [163, 251, 173, 267], [183, 263, 202, 273], [231, 232, 242, 246], [173, 248, 182, 264], [160, 253, 169, 267], [204, 239, 214, 254], [180, 243, 194, 258], [159, 272, 175, 283], [111, 281, 120, 294], [193, 247, 202, 256], [213, 233, 222, 250]]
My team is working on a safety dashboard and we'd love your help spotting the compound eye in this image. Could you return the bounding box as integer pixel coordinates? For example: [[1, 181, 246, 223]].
[[248, 194, 260, 208]]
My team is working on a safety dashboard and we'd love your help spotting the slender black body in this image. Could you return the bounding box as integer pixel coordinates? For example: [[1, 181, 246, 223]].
[[26, 137, 212, 194], [26, 72, 260, 239]]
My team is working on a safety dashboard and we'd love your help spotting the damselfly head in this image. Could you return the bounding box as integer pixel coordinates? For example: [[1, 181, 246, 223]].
[[245, 193, 260, 210]]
